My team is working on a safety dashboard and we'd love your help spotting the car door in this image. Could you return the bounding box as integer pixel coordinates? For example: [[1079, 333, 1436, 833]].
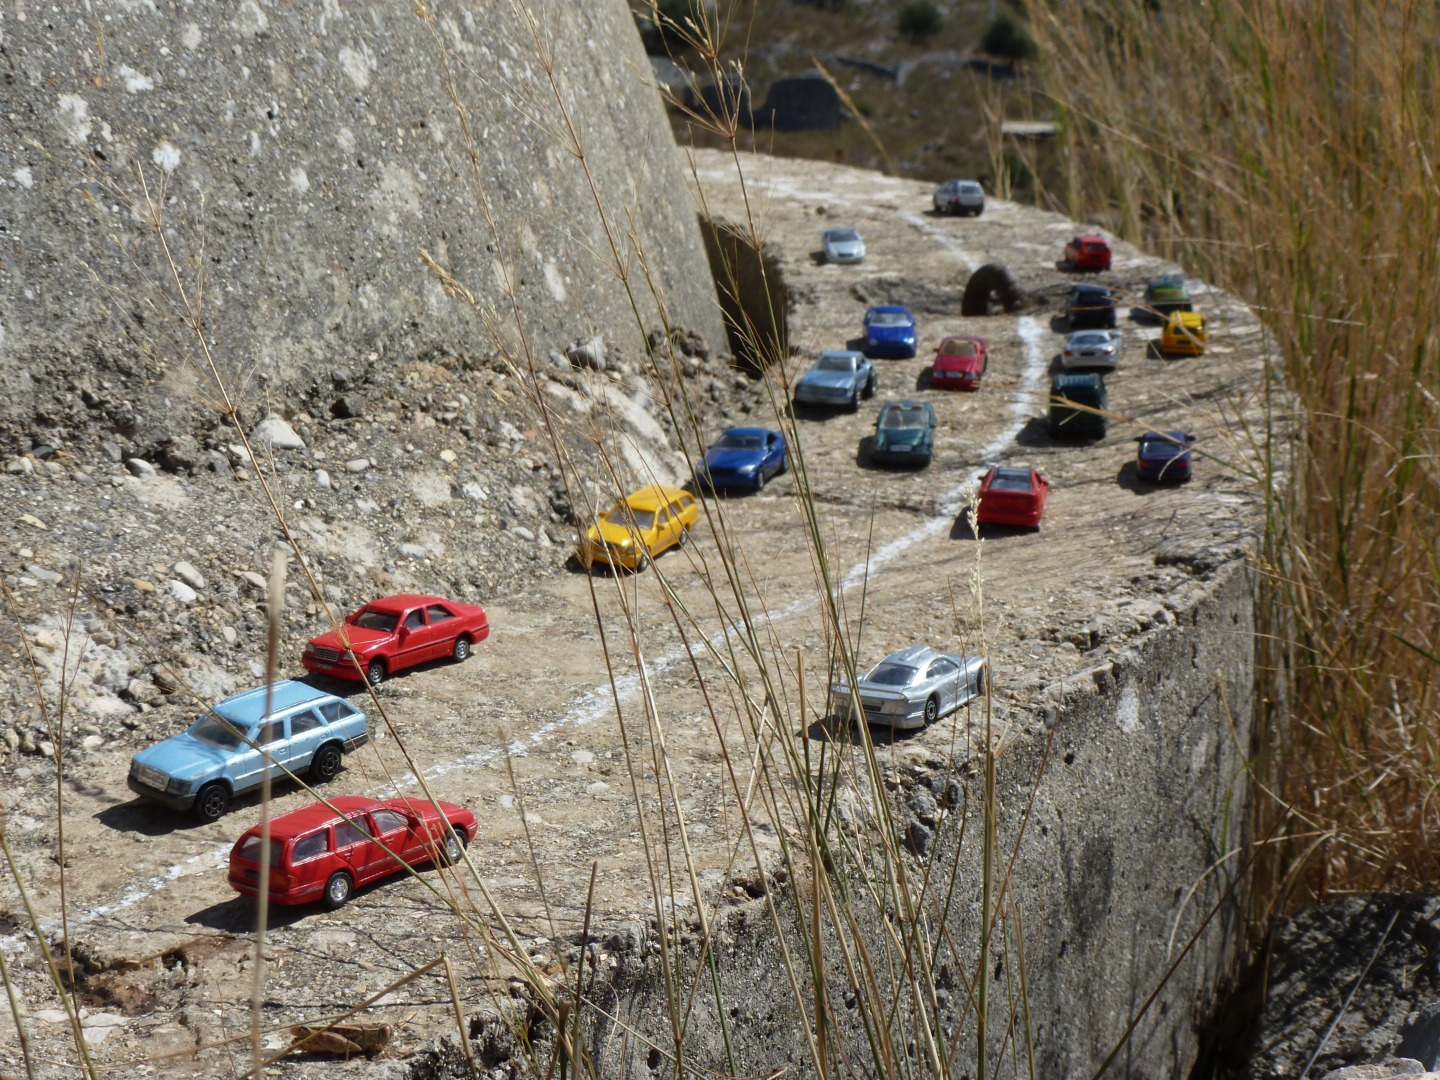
[[395, 606, 431, 671], [257, 718, 292, 783], [333, 816, 379, 886], [228, 720, 286, 794], [285, 708, 325, 773], [367, 807, 424, 876], [652, 505, 673, 552], [425, 603, 459, 660], [926, 658, 959, 713]]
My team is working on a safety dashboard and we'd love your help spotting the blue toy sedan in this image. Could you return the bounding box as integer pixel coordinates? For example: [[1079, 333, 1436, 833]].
[[128, 681, 370, 822], [1134, 430, 1196, 482], [863, 305, 917, 358], [793, 349, 876, 411], [696, 427, 788, 491]]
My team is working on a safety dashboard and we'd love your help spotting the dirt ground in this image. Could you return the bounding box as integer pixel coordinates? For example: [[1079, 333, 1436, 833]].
[[0, 150, 1269, 1075]]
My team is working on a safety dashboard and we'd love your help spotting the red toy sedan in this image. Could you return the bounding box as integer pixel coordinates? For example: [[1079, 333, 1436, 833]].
[[975, 466, 1050, 529], [1064, 234, 1113, 272], [228, 796, 476, 909], [932, 336, 989, 390], [302, 594, 489, 684]]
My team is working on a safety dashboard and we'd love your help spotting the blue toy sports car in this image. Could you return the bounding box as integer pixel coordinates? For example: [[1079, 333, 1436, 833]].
[[793, 350, 876, 411], [695, 427, 788, 491], [863, 305, 918, 358], [1134, 430, 1196, 482]]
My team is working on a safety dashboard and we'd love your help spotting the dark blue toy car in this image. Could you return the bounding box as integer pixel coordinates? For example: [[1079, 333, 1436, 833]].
[[863, 305, 918, 358], [695, 427, 788, 491], [1134, 431, 1196, 481]]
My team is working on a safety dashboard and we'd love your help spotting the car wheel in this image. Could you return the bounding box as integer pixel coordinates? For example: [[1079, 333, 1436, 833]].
[[440, 830, 466, 866], [778, 452, 789, 475], [323, 872, 354, 910], [636, 551, 651, 572], [848, 389, 860, 413], [310, 743, 343, 784], [452, 636, 471, 663], [975, 667, 986, 695], [865, 374, 877, 399], [193, 783, 229, 823], [923, 696, 940, 726], [366, 658, 387, 686], [754, 469, 765, 492]]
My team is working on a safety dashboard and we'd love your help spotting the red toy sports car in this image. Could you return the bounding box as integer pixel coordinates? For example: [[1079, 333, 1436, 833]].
[[228, 796, 475, 909], [975, 466, 1050, 529], [302, 594, 489, 684], [1064, 234, 1113, 272], [932, 336, 989, 390]]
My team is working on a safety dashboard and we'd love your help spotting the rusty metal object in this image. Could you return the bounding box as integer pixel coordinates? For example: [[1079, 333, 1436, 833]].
[[962, 263, 1026, 315], [289, 1021, 392, 1058]]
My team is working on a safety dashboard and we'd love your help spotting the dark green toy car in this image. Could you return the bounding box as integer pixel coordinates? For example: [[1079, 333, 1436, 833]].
[[1048, 373, 1108, 439], [872, 400, 937, 466]]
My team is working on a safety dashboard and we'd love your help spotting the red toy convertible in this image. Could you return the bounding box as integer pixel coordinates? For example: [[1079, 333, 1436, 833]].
[[228, 796, 476, 909], [302, 594, 489, 684]]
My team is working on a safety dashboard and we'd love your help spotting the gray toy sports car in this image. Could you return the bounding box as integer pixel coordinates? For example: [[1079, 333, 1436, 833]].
[[830, 645, 986, 729]]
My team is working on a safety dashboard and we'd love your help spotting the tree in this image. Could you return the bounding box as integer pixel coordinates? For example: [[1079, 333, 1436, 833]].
[[980, 13, 1038, 61], [897, 2, 944, 44]]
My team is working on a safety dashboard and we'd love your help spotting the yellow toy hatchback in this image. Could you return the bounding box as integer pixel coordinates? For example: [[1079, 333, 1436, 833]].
[[1160, 311, 1207, 356], [576, 484, 698, 572]]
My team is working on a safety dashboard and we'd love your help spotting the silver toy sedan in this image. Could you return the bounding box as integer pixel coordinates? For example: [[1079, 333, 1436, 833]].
[[830, 644, 986, 729], [1061, 329, 1124, 371]]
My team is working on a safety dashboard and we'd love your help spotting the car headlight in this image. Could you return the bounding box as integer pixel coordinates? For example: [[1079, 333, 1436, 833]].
[[737, 463, 756, 473], [619, 537, 634, 549], [166, 776, 195, 796]]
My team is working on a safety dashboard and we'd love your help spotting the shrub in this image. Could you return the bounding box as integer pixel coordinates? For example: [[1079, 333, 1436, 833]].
[[897, 1, 944, 43], [981, 13, 1038, 61]]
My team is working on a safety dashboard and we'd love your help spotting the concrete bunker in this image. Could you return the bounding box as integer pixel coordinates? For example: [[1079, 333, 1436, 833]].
[[700, 218, 790, 371]]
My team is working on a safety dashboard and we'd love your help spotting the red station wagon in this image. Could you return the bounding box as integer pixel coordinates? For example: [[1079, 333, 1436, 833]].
[[1064, 234, 1113, 272], [302, 594, 490, 685], [228, 796, 477, 909], [975, 466, 1051, 529], [931, 336, 989, 390]]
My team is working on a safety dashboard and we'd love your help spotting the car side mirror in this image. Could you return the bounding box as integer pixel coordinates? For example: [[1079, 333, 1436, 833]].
[[398, 626, 410, 640]]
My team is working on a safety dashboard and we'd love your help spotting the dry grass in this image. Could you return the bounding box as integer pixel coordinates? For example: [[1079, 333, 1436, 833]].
[[1026, 0, 1440, 903]]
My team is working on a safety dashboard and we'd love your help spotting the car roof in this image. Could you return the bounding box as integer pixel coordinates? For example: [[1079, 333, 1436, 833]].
[[938, 335, 985, 346], [867, 304, 912, 316], [1074, 233, 1108, 243], [246, 795, 380, 840], [879, 644, 938, 666], [881, 399, 932, 414], [213, 680, 340, 724], [364, 594, 447, 613], [992, 465, 1035, 482], [1167, 311, 1205, 326], [1071, 283, 1112, 296], [623, 484, 691, 510], [819, 349, 864, 360], [1052, 372, 1105, 388], [1140, 430, 1193, 443], [720, 426, 778, 439]]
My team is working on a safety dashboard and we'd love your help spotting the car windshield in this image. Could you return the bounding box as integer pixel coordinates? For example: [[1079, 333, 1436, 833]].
[[990, 470, 1034, 492], [826, 229, 859, 243], [1084, 242, 1106, 251], [604, 505, 655, 531], [1071, 333, 1108, 346], [868, 311, 910, 327], [188, 712, 252, 749], [939, 340, 978, 357], [351, 608, 399, 632], [866, 663, 917, 687], [884, 407, 928, 429], [959, 182, 982, 194], [816, 355, 856, 372], [716, 432, 763, 450]]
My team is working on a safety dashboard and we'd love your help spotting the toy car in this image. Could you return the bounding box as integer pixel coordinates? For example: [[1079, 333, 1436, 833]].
[[575, 484, 698, 572], [863, 305, 918, 359], [975, 465, 1050, 529], [821, 227, 866, 264], [793, 349, 876, 411], [871, 400, 937, 466], [830, 645, 986, 730], [931, 336, 988, 390], [1064, 233, 1113, 271], [1135, 430, 1197, 481], [303, 595, 490, 685], [1064, 284, 1118, 329], [128, 681, 369, 822], [1143, 274, 1192, 316], [1048, 373, 1109, 438], [1060, 329, 1123, 371], [933, 179, 985, 216], [228, 795, 476, 909], [695, 427, 787, 491], [1160, 311, 1207, 355]]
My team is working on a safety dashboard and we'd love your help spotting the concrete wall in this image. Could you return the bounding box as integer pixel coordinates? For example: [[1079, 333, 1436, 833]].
[[580, 560, 1254, 1079], [0, 1, 724, 443]]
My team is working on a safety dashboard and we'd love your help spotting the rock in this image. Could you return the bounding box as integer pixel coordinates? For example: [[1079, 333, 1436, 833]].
[[81, 734, 103, 750], [100, 441, 123, 463], [239, 571, 267, 590], [169, 580, 198, 604], [586, 781, 609, 796], [125, 678, 158, 703], [314, 468, 332, 489], [125, 458, 157, 479], [1319, 1064, 1431, 1080], [222, 626, 239, 646], [907, 790, 939, 827], [251, 414, 306, 450], [1399, 1005, 1440, 1069], [20, 513, 47, 529], [565, 335, 607, 371], [904, 820, 933, 857], [7, 456, 34, 474], [24, 564, 63, 585], [511, 526, 536, 542], [398, 543, 428, 559], [129, 577, 156, 594], [173, 560, 206, 589], [158, 435, 201, 472], [439, 449, 457, 464], [37, 740, 55, 759], [331, 396, 363, 419], [346, 457, 370, 473]]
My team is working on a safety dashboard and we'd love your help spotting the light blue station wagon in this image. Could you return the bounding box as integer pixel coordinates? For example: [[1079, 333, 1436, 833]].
[[127, 680, 370, 822]]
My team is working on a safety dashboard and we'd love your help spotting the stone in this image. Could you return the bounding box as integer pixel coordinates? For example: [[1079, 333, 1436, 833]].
[[222, 626, 239, 646], [907, 790, 939, 827], [439, 449, 458, 464], [125, 458, 156, 479], [19, 513, 47, 529], [1398, 1004, 1440, 1069], [250, 414, 306, 450], [398, 543, 428, 559], [24, 564, 63, 585], [173, 560, 206, 589], [37, 740, 55, 759], [81, 734, 103, 750], [239, 571, 267, 590], [586, 781, 609, 796], [511, 526, 536, 542], [7, 456, 33, 474], [566, 335, 607, 371], [129, 577, 156, 594], [169, 580, 198, 604], [315, 468, 332, 489], [331, 396, 363, 420], [904, 820, 933, 857], [346, 457, 371, 473]]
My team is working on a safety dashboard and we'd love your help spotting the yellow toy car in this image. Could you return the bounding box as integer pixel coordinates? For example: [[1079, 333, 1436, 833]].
[[1160, 311, 1207, 356], [575, 484, 698, 571]]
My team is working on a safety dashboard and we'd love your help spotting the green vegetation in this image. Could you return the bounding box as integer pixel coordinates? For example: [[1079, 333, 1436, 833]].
[[981, 12, 1038, 61], [1029, 0, 1440, 906], [896, 1, 945, 42]]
